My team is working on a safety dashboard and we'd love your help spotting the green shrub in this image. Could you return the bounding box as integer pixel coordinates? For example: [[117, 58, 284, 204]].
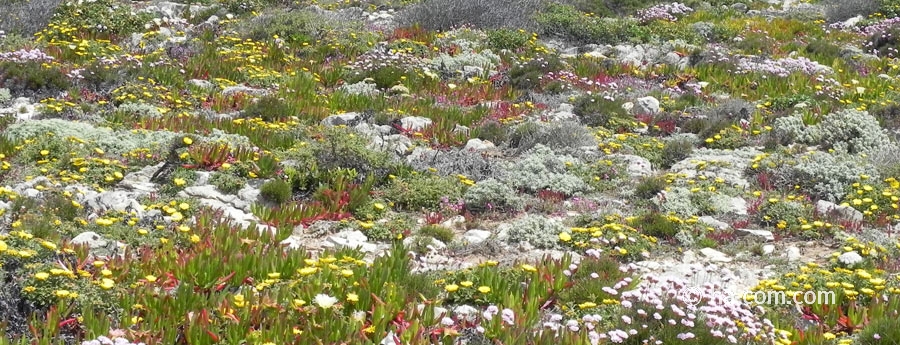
[[755, 197, 810, 229], [823, 0, 879, 22], [366, 215, 412, 241], [0, 88, 10, 106], [352, 199, 389, 221], [260, 179, 292, 204], [634, 175, 667, 199], [242, 96, 297, 122], [383, 174, 466, 211], [282, 126, 405, 186], [406, 148, 500, 182], [660, 136, 694, 169], [858, 308, 900, 345], [805, 39, 843, 63], [418, 224, 456, 243], [657, 187, 736, 217], [500, 144, 592, 196], [50, 0, 152, 36], [473, 120, 509, 146], [774, 109, 898, 155], [209, 172, 247, 195], [636, 212, 681, 239], [463, 178, 524, 212], [367, 66, 411, 89], [508, 55, 565, 91], [681, 115, 733, 140], [644, 20, 702, 45], [755, 151, 876, 202], [703, 127, 748, 150], [766, 94, 814, 112], [398, 0, 546, 31], [0, 0, 62, 36], [159, 168, 198, 196], [508, 121, 596, 152], [882, 0, 900, 18], [486, 28, 532, 51], [507, 214, 567, 249], [569, 0, 660, 17], [0, 61, 71, 99], [572, 94, 631, 127], [241, 9, 328, 45], [570, 158, 626, 192], [220, 0, 287, 15], [536, 4, 647, 45]]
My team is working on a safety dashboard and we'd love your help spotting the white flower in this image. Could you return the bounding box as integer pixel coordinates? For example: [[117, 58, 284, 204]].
[[352, 310, 367, 322], [838, 251, 864, 266], [314, 294, 338, 309]]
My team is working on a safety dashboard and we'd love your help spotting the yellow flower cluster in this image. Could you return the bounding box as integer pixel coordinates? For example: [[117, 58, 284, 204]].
[[841, 177, 900, 220]]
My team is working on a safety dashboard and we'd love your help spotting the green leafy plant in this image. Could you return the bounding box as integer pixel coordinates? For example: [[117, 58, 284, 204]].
[[417, 224, 455, 243], [209, 172, 247, 195], [260, 178, 293, 204]]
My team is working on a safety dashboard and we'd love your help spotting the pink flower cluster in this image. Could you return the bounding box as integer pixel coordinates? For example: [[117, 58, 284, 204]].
[[614, 275, 777, 344], [637, 3, 694, 23], [0, 48, 55, 63]]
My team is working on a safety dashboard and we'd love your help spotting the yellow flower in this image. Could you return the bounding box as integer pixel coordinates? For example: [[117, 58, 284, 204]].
[[100, 278, 115, 290], [347, 293, 359, 302], [298, 267, 318, 276], [521, 264, 538, 272], [55, 290, 71, 298], [823, 333, 836, 340], [578, 301, 597, 309], [190, 234, 200, 243], [183, 137, 193, 145], [373, 203, 385, 210], [35, 272, 50, 281], [173, 178, 186, 186], [0, 240, 6, 253], [460, 281, 473, 287], [233, 294, 246, 308], [145, 275, 157, 282], [558, 232, 572, 242], [445, 284, 459, 292], [478, 286, 491, 293], [171, 212, 184, 222]]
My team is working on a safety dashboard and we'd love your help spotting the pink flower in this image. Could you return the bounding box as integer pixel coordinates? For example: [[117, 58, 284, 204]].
[[677, 332, 696, 340], [501, 308, 515, 325]]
